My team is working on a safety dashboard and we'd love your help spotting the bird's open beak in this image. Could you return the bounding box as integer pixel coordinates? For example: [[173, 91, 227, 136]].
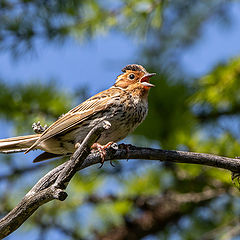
[[140, 73, 156, 87]]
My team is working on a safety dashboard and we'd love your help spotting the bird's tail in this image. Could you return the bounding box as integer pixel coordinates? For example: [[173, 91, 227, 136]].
[[0, 134, 40, 153]]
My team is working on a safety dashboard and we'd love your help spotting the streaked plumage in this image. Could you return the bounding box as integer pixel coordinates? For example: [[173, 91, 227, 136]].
[[0, 64, 156, 162]]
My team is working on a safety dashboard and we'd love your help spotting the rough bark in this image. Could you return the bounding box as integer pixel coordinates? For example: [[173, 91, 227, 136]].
[[1, 121, 240, 238]]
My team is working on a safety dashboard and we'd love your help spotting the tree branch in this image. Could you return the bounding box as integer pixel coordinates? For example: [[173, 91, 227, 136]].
[[0, 120, 111, 239], [196, 105, 240, 122], [1, 122, 240, 238]]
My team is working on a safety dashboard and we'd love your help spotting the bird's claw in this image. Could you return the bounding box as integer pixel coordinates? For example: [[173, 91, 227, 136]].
[[91, 142, 115, 168]]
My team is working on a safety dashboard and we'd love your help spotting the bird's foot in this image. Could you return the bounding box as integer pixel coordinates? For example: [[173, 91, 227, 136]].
[[91, 142, 115, 168], [32, 121, 48, 134]]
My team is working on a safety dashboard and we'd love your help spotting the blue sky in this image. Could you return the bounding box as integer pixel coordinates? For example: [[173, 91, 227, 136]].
[[0, 3, 239, 168], [1, 2, 240, 239], [0, 1, 240, 146], [0, 32, 138, 94], [0, 2, 239, 96], [181, 2, 240, 77]]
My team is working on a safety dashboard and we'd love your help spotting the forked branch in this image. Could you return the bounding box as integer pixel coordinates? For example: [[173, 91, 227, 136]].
[[0, 120, 111, 239], [1, 121, 240, 239]]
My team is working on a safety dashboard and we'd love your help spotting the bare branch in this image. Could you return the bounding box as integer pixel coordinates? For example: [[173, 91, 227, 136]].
[[1, 124, 240, 238], [0, 120, 111, 239], [32, 121, 48, 134], [197, 105, 240, 122]]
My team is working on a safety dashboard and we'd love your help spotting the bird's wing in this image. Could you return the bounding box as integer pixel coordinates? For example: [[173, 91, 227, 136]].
[[26, 89, 120, 152]]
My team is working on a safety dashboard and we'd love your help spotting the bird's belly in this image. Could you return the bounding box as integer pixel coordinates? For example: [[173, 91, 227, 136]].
[[38, 137, 75, 154], [98, 122, 132, 144]]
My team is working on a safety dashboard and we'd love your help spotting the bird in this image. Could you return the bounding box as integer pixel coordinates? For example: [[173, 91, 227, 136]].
[[0, 64, 156, 163]]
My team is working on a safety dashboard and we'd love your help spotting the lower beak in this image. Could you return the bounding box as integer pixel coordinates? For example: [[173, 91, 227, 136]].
[[140, 73, 156, 87]]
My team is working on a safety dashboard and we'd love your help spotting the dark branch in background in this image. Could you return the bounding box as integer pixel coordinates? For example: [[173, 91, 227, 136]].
[[1, 121, 240, 238], [197, 105, 240, 122], [32, 188, 229, 240], [86, 188, 228, 205], [94, 188, 227, 240], [201, 218, 240, 240]]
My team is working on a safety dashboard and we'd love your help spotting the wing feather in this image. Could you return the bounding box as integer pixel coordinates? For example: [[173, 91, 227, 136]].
[[26, 88, 121, 152], [40, 96, 110, 141]]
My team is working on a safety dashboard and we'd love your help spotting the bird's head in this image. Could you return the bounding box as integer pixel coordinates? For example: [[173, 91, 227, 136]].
[[113, 64, 156, 94]]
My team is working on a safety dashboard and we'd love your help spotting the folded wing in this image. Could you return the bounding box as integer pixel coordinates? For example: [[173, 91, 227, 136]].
[[25, 89, 120, 153]]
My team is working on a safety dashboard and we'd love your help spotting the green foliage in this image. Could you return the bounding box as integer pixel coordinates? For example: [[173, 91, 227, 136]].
[[1, 0, 240, 239], [0, 80, 72, 134], [125, 166, 162, 195], [192, 58, 240, 113], [0, 0, 165, 55]]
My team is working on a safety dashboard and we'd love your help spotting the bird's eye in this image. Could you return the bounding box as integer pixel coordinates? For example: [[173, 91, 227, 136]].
[[128, 74, 135, 80]]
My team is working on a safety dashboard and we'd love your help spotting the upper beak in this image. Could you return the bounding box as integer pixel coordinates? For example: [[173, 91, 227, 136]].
[[140, 73, 156, 87]]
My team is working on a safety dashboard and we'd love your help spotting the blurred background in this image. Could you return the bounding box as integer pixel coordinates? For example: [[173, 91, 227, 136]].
[[1, 0, 240, 239]]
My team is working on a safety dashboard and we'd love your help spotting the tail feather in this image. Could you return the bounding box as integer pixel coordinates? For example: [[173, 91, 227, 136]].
[[33, 152, 62, 162], [0, 134, 40, 153]]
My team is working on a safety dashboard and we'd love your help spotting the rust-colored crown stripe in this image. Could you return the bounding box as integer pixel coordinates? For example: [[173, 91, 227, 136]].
[[121, 64, 147, 73]]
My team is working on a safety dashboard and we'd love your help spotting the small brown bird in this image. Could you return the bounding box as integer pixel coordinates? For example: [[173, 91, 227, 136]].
[[0, 64, 156, 162]]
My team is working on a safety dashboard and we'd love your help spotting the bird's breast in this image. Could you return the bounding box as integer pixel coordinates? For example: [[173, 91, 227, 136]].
[[98, 95, 148, 144]]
